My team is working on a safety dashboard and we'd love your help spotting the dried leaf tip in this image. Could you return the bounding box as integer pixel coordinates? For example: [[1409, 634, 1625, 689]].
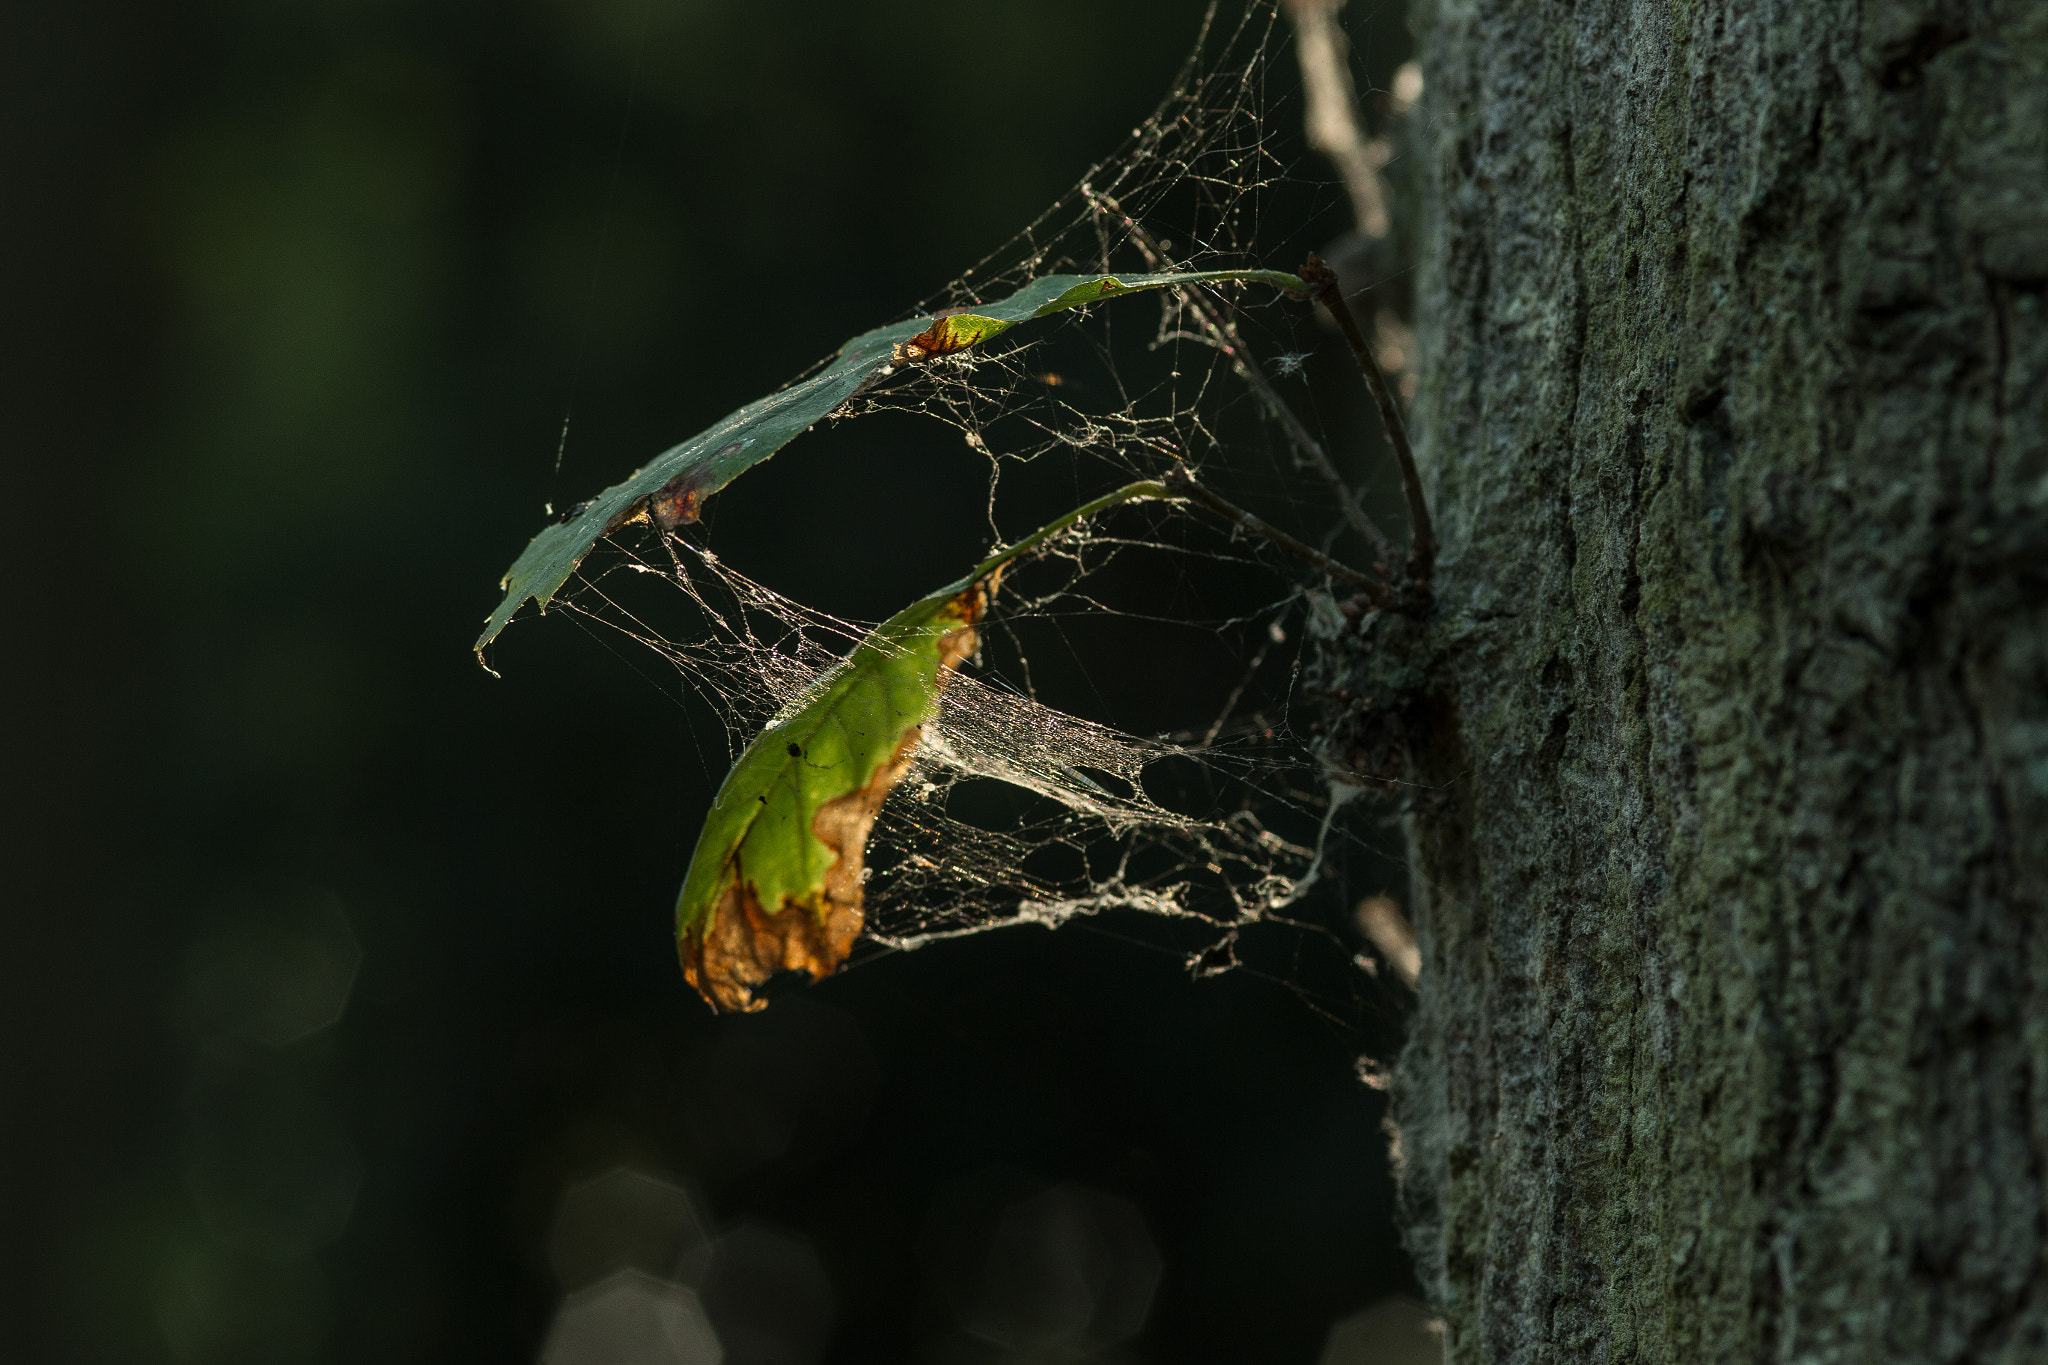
[[675, 582, 986, 1013]]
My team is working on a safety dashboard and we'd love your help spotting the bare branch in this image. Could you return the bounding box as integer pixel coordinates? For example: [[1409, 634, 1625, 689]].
[[1282, 0, 1391, 239], [1356, 895, 1420, 988], [1301, 253, 1435, 599]]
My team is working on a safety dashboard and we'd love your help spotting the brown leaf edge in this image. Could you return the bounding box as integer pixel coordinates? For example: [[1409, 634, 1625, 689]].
[[677, 594, 985, 1013]]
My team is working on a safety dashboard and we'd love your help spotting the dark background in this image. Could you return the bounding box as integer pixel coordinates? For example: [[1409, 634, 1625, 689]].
[[2, 0, 1422, 1361]]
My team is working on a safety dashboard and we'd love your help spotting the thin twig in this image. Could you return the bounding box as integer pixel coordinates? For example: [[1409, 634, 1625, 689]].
[[1200, 618, 1282, 748], [1300, 252, 1435, 597], [1085, 187, 1398, 568], [1282, 0, 1392, 239], [1163, 466, 1391, 605]]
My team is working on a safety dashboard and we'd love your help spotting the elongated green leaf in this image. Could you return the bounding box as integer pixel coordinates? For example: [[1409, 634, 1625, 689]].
[[674, 481, 1172, 1012], [478, 269, 1303, 653]]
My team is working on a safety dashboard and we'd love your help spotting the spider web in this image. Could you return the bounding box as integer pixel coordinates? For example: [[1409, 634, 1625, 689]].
[[528, 0, 1407, 1022]]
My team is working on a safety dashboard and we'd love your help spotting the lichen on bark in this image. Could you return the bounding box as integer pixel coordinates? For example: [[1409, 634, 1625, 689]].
[[1317, 0, 2048, 1359]]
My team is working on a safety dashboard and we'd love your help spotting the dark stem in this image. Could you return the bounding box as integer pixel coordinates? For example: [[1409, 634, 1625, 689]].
[[1300, 252, 1436, 602], [1084, 188, 1399, 570], [1163, 467, 1392, 606]]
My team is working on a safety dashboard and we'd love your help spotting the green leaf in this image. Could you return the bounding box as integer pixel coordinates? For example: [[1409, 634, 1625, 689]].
[[673, 481, 1173, 1012], [478, 269, 1304, 653]]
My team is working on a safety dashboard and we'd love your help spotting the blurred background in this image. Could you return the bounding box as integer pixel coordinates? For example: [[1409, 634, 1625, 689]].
[[1, 0, 1436, 1361]]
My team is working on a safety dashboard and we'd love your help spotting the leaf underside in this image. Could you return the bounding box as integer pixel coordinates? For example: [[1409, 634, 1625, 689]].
[[673, 481, 1172, 1012], [476, 269, 1303, 653]]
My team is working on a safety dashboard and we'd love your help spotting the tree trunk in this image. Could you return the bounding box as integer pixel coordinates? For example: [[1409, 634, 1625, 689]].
[[1375, 0, 2048, 1359]]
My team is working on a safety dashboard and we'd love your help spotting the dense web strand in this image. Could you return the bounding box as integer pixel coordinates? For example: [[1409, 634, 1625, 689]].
[[544, 2, 1411, 1024]]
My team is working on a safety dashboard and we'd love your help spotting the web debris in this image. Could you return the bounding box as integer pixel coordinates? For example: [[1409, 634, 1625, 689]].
[[526, 1, 1410, 1024]]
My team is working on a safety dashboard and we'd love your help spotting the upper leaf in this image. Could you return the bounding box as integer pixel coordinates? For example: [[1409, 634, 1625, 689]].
[[478, 269, 1304, 652], [672, 481, 1172, 1012]]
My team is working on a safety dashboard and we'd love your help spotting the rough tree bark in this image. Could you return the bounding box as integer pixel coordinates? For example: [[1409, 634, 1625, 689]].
[[1330, 0, 2048, 1359]]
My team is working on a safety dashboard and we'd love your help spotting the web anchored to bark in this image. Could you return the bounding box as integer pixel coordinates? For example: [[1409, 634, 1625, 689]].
[[480, 1, 1433, 1016]]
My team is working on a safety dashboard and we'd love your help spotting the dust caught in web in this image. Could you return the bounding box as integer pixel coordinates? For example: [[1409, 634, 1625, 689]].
[[530, 0, 1406, 1020]]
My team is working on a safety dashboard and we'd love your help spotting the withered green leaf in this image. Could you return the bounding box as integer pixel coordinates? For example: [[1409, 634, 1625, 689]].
[[673, 481, 1173, 1012], [478, 270, 1304, 653]]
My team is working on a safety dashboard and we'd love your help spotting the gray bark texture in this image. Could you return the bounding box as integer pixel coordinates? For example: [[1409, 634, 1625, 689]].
[[1356, 0, 2048, 1359]]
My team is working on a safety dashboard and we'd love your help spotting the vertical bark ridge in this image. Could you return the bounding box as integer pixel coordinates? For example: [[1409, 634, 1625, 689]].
[[1379, 0, 2048, 1359]]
